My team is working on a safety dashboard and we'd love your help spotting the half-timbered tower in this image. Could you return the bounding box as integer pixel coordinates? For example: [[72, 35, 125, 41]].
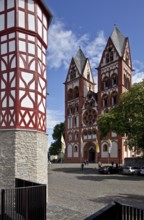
[[0, 0, 52, 189], [64, 26, 133, 164]]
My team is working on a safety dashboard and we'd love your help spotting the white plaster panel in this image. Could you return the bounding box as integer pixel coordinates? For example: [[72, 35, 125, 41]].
[[42, 53, 45, 64], [11, 57, 16, 68], [44, 70, 46, 79], [1, 60, 6, 71], [1, 35, 7, 42], [9, 96, 14, 107], [19, 79, 25, 88], [2, 97, 6, 107], [9, 33, 15, 39], [38, 47, 41, 59], [0, 0, 4, 12], [39, 78, 45, 91], [28, 14, 35, 31], [10, 76, 16, 87], [21, 93, 34, 108], [43, 28, 47, 45], [19, 33, 25, 39], [19, 11, 25, 28], [9, 72, 14, 81], [19, 41, 26, 52], [10, 121, 14, 126], [43, 14, 47, 27], [37, 94, 41, 103], [0, 14, 4, 30], [2, 56, 8, 63], [1, 78, 6, 89], [28, 35, 35, 42], [19, 0, 25, 8], [7, 11, 15, 28], [19, 90, 25, 99], [38, 63, 41, 74], [1, 43, 7, 55], [38, 40, 41, 47], [29, 81, 35, 90], [39, 102, 45, 113], [28, 56, 33, 63], [28, 43, 35, 54], [19, 57, 25, 68], [68, 144, 72, 158], [37, 5, 42, 19], [21, 122, 25, 126], [25, 114, 30, 124], [28, 0, 34, 12], [21, 72, 33, 85], [29, 92, 35, 102], [9, 41, 15, 52], [29, 122, 33, 127], [38, 20, 42, 37], [21, 54, 26, 61], [29, 60, 36, 71], [7, 0, 14, 9]]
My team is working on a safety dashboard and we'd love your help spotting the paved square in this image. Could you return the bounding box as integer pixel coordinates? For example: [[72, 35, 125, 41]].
[[48, 163, 144, 220]]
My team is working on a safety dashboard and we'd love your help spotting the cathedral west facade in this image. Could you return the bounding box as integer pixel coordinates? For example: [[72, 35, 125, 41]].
[[64, 26, 133, 164]]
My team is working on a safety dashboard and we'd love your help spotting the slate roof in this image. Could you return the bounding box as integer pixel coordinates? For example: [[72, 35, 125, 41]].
[[40, 0, 52, 25], [110, 26, 127, 56], [74, 48, 87, 74]]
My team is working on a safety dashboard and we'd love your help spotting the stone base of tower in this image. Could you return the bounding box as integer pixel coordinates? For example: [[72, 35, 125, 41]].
[[0, 130, 48, 189]]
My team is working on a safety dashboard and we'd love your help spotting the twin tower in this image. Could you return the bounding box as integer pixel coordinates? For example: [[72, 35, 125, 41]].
[[64, 26, 133, 164]]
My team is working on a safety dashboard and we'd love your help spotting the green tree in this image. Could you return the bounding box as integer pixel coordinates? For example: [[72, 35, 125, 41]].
[[97, 81, 144, 153], [49, 122, 65, 155]]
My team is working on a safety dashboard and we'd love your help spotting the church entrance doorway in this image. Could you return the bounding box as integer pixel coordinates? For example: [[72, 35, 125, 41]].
[[89, 148, 95, 162]]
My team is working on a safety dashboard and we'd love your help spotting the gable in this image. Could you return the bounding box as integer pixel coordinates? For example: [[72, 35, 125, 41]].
[[99, 38, 119, 68], [65, 58, 80, 83], [123, 40, 132, 69], [83, 60, 94, 84]]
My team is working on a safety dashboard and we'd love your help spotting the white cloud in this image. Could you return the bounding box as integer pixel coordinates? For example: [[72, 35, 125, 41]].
[[132, 60, 144, 83], [132, 71, 144, 84], [47, 19, 106, 71], [47, 109, 64, 129], [85, 31, 106, 69], [46, 109, 64, 148]]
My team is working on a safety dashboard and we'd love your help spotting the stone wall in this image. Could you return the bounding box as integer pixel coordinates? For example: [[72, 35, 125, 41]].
[[0, 131, 15, 190], [0, 130, 48, 189], [15, 130, 48, 185]]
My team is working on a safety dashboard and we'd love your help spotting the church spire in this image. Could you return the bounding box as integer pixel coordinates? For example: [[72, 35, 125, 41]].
[[74, 48, 87, 74], [110, 26, 126, 56]]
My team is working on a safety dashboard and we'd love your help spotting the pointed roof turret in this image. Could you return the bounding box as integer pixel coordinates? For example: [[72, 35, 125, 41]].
[[110, 25, 126, 56], [74, 48, 87, 74]]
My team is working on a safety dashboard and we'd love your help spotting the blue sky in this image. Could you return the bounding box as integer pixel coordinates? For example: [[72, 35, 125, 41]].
[[45, 0, 144, 148]]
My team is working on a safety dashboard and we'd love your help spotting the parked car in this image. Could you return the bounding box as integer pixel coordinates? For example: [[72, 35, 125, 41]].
[[98, 166, 121, 174], [122, 166, 140, 175], [139, 167, 144, 176], [132, 167, 141, 175]]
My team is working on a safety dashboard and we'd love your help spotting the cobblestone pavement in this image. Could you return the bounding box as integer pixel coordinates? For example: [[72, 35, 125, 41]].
[[47, 163, 144, 220]]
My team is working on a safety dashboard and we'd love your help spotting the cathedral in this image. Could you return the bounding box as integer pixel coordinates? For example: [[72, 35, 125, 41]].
[[64, 26, 133, 164]]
